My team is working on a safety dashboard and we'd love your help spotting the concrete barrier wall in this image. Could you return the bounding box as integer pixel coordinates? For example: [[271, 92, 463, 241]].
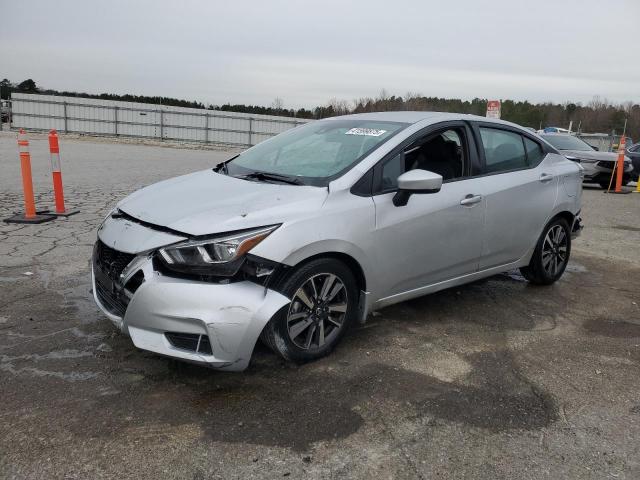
[[10, 93, 310, 146]]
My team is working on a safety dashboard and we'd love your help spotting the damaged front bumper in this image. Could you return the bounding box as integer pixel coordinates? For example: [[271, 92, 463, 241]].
[[91, 257, 289, 371], [91, 216, 290, 371]]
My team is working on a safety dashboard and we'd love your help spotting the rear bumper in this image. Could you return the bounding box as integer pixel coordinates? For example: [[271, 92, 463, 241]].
[[91, 258, 290, 371]]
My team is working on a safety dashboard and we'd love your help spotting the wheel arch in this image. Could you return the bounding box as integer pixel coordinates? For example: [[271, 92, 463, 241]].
[[286, 251, 367, 293], [549, 210, 575, 227], [279, 240, 371, 293], [521, 209, 576, 267]]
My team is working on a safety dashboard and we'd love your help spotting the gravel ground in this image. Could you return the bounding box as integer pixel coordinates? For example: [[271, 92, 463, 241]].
[[1, 132, 639, 479]]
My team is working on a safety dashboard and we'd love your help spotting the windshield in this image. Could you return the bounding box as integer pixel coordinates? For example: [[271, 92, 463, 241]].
[[541, 134, 595, 152], [226, 119, 408, 186]]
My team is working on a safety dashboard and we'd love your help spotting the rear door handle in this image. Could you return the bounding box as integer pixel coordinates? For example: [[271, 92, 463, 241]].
[[539, 173, 554, 183], [460, 194, 482, 206]]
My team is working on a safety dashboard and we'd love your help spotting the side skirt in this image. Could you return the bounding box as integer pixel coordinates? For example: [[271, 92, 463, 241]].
[[373, 256, 531, 311]]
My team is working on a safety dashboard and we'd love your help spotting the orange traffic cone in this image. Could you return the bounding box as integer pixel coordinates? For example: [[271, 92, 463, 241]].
[[47, 130, 78, 217], [606, 137, 632, 195]]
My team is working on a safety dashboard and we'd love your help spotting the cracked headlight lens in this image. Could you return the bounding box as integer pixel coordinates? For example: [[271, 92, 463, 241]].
[[157, 225, 279, 276]]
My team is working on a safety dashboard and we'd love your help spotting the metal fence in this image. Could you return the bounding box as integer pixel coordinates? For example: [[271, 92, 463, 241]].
[[10, 93, 310, 146]]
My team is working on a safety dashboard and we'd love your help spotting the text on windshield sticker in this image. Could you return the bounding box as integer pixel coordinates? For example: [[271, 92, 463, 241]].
[[345, 128, 387, 137]]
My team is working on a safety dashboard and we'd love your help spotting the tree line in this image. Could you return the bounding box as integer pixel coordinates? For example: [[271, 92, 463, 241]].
[[1, 79, 638, 140]]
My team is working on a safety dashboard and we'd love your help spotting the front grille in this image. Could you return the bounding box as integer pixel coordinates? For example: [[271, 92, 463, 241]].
[[165, 332, 213, 355], [95, 240, 136, 279], [93, 240, 136, 318], [95, 275, 128, 317], [597, 161, 614, 169]]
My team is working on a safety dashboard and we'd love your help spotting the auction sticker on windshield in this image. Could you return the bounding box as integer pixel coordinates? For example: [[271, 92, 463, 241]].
[[345, 128, 387, 137]]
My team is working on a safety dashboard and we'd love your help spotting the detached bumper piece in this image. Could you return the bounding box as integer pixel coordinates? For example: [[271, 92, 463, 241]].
[[571, 216, 583, 239]]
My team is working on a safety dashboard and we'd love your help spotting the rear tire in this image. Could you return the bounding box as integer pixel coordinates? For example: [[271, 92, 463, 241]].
[[261, 258, 358, 363], [520, 217, 571, 285]]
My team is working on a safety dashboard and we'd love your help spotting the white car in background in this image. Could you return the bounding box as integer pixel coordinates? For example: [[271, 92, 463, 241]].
[[540, 133, 634, 189], [92, 112, 583, 371]]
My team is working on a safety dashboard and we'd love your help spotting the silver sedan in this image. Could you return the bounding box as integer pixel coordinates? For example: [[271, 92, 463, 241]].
[[92, 112, 583, 370]]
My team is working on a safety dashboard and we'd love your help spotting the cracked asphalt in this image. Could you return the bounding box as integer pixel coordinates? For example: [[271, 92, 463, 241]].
[[1, 131, 639, 479]]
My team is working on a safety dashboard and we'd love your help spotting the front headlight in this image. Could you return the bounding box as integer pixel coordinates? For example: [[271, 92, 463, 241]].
[[157, 225, 279, 276]]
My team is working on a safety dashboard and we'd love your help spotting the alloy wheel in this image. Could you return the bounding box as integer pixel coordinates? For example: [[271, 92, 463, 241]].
[[286, 273, 348, 350], [541, 224, 568, 277]]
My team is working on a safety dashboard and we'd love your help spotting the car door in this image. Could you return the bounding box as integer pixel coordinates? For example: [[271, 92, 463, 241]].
[[369, 122, 485, 298], [470, 123, 558, 270]]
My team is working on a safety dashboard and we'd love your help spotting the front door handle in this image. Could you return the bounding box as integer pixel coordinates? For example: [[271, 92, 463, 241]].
[[460, 194, 482, 206], [539, 173, 554, 183]]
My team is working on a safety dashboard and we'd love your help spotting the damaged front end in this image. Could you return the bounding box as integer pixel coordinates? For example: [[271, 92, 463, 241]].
[[91, 210, 290, 371]]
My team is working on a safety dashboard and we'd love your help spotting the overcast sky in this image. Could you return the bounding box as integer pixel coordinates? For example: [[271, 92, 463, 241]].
[[2, 0, 639, 109]]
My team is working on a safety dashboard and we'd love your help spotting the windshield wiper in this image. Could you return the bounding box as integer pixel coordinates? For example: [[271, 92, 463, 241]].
[[213, 154, 239, 175], [239, 171, 304, 185]]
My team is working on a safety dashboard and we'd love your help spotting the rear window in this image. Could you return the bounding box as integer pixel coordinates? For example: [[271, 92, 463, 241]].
[[524, 137, 545, 166], [479, 128, 527, 173]]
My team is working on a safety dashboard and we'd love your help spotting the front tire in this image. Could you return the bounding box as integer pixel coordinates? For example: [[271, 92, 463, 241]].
[[261, 258, 358, 363], [520, 217, 571, 285]]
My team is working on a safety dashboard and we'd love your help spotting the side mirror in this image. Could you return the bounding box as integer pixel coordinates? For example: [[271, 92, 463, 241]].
[[393, 169, 443, 207]]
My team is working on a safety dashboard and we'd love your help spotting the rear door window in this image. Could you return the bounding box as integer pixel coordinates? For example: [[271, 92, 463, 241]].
[[479, 128, 527, 173], [523, 137, 545, 166]]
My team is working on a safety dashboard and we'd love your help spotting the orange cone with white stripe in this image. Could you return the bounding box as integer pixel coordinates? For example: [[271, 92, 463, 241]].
[[49, 130, 66, 213], [47, 130, 78, 217]]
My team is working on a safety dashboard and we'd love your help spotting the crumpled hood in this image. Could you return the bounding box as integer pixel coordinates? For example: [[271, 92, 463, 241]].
[[117, 169, 328, 236], [560, 149, 629, 163]]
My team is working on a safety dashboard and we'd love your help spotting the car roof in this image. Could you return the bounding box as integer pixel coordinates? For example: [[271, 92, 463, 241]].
[[327, 111, 523, 129]]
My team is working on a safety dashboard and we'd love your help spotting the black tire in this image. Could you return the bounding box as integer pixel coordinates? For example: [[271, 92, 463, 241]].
[[261, 258, 358, 363], [520, 217, 571, 285]]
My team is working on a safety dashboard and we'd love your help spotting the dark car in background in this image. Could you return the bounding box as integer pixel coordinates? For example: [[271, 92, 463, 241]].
[[540, 133, 634, 188], [0, 100, 10, 123], [626, 143, 640, 181]]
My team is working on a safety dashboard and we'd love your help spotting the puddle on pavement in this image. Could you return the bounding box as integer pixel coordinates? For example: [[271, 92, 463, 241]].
[[195, 351, 554, 448], [42, 347, 556, 452]]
